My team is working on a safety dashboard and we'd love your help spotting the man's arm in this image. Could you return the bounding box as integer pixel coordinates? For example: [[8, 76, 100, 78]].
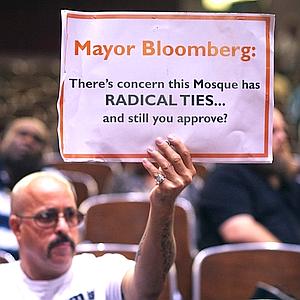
[[220, 214, 280, 243], [122, 136, 196, 300]]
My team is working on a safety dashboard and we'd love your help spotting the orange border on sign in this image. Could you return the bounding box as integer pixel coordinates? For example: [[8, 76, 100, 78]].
[[58, 13, 272, 160]]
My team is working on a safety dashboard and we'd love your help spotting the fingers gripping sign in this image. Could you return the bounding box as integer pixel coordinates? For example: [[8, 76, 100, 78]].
[[142, 135, 196, 203]]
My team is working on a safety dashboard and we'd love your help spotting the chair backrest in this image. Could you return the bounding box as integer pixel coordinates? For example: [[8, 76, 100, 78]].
[[58, 170, 99, 206], [48, 162, 113, 194], [192, 242, 300, 300], [0, 250, 15, 263], [76, 242, 139, 260], [76, 242, 182, 300], [79, 192, 198, 300]]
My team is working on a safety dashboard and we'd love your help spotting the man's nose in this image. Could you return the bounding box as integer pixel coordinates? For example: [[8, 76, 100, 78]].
[[55, 215, 70, 232]]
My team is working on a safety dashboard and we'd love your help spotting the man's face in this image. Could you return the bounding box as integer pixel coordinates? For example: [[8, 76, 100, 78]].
[[13, 177, 80, 279], [1, 119, 48, 163], [272, 109, 288, 157]]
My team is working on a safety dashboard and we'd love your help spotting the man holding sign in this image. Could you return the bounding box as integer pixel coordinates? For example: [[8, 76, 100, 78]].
[[0, 136, 195, 299]]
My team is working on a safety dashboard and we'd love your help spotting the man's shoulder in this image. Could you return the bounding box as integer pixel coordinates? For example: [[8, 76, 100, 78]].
[[0, 261, 20, 277], [201, 164, 260, 198], [0, 261, 22, 298], [73, 252, 133, 264], [214, 163, 251, 172], [72, 252, 135, 273], [208, 164, 255, 181]]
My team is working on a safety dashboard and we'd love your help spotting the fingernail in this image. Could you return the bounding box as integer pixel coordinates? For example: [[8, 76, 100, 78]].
[[156, 137, 164, 145], [167, 134, 176, 141], [165, 139, 171, 146], [147, 146, 155, 152]]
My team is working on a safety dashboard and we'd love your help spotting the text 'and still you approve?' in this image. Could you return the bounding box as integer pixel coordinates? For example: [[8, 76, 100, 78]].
[[102, 112, 228, 126]]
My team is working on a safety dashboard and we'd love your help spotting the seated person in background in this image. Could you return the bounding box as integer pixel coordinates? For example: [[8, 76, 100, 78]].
[[109, 162, 155, 193], [0, 136, 195, 299], [0, 117, 50, 258], [197, 108, 300, 249]]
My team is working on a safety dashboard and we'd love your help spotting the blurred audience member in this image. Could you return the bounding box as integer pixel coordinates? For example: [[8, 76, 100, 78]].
[[0, 117, 50, 258], [180, 163, 211, 210], [274, 72, 292, 113], [288, 74, 300, 147], [275, 23, 300, 77], [109, 163, 154, 193], [197, 108, 300, 249]]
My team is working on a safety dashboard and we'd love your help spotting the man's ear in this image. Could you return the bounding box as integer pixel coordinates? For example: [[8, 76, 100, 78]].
[[9, 215, 22, 240]]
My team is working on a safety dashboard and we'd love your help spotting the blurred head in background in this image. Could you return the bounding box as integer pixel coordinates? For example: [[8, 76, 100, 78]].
[[0, 117, 49, 189]]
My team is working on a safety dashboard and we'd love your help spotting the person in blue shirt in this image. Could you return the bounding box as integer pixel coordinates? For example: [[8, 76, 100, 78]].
[[198, 108, 300, 249]]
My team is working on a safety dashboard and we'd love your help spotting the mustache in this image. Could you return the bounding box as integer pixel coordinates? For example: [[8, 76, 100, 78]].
[[47, 233, 76, 258]]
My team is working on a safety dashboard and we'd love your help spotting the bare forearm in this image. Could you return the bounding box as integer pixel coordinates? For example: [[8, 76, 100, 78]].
[[122, 136, 195, 299], [220, 214, 280, 243], [132, 206, 176, 299]]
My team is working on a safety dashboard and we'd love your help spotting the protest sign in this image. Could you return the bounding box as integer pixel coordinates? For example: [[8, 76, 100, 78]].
[[58, 10, 275, 162]]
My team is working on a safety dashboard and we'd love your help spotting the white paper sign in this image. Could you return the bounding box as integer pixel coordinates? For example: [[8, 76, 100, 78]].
[[58, 11, 275, 162]]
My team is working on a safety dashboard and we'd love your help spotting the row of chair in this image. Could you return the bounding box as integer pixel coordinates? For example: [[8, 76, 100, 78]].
[[77, 241, 300, 300], [76, 192, 300, 300], [193, 242, 300, 300], [46, 162, 114, 205], [0, 250, 15, 264], [46, 161, 210, 207]]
